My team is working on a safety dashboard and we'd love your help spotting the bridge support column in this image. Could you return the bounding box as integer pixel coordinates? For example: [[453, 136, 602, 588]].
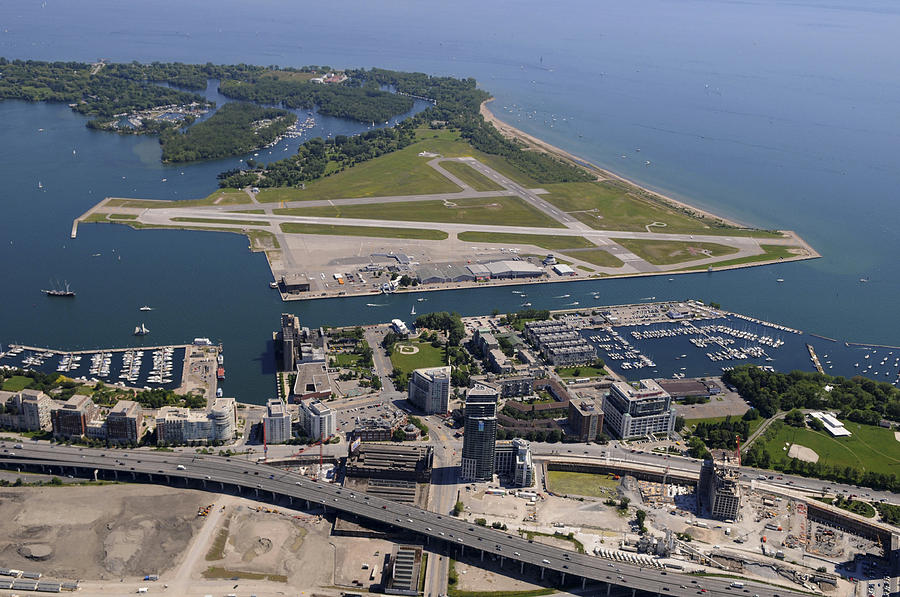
[[540, 567, 545, 580], [148, 474, 153, 482], [202, 480, 206, 488], [93, 470, 99, 482], [500, 556, 504, 567], [632, 588, 636, 597], [306, 499, 310, 509], [460, 545, 464, 556], [606, 582, 611, 595], [582, 577, 586, 590], [165, 475, 170, 484], [131, 472, 136, 480], [254, 488, 259, 497], [520, 561, 524, 574], [288, 496, 292, 505], [113, 470, 118, 480], [41, 465, 46, 473], [480, 551, 483, 562], [561, 573, 565, 584]]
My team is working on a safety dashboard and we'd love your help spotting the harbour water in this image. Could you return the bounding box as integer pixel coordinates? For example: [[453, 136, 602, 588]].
[[1, 0, 899, 403]]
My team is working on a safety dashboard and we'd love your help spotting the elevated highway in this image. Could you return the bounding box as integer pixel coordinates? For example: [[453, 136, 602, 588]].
[[0, 440, 811, 597]]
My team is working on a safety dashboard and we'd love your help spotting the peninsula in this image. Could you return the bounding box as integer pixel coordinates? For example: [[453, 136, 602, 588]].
[[41, 60, 818, 300]]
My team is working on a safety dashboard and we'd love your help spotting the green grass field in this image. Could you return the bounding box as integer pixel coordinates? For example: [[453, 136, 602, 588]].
[[561, 248, 624, 268], [275, 196, 562, 228], [279, 222, 447, 240], [555, 365, 608, 378], [613, 238, 739, 265], [758, 421, 900, 476], [540, 181, 781, 237], [546, 470, 619, 498], [1, 375, 33, 392], [390, 341, 446, 375], [439, 160, 504, 191], [457, 231, 596, 251], [681, 244, 804, 270], [108, 213, 138, 220]]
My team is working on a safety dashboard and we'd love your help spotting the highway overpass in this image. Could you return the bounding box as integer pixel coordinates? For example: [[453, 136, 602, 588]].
[[0, 440, 811, 597]]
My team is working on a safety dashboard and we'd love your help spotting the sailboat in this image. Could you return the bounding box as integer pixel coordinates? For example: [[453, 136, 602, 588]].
[[411, 305, 416, 316], [42, 281, 75, 297], [133, 323, 149, 336]]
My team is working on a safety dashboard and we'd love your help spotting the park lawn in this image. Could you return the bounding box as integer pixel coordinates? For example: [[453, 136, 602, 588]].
[[541, 181, 781, 237], [556, 365, 607, 378], [1, 375, 33, 392], [457, 231, 596, 251], [439, 160, 504, 191], [547, 470, 619, 498], [279, 222, 447, 240], [332, 352, 362, 367], [561, 248, 624, 268], [613, 238, 739, 265], [681, 245, 804, 270], [759, 421, 900, 477], [276, 196, 563, 228], [390, 341, 446, 375]]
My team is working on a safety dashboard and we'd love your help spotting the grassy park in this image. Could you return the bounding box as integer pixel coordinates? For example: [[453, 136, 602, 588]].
[[757, 421, 900, 476], [390, 341, 446, 375]]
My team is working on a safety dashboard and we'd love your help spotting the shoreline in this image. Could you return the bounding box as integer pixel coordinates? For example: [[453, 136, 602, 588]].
[[480, 98, 753, 230]]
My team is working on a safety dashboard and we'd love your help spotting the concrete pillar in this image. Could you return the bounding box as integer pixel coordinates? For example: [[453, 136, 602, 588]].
[[254, 488, 259, 497], [288, 496, 292, 505], [520, 561, 524, 574], [131, 472, 136, 480], [460, 545, 464, 556], [113, 470, 118, 480], [631, 588, 636, 597], [165, 475, 170, 484], [561, 572, 565, 584], [202, 480, 206, 488], [500, 556, 504, 567], [480, 551, 484, 562], [540, 567, 545, 579], [582, 577, 586, 589], [305, 499, 310, 509], [606, 583, 611, 595]]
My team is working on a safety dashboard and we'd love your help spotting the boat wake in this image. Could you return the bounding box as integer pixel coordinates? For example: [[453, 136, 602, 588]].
[[366, 303, 387, 307]]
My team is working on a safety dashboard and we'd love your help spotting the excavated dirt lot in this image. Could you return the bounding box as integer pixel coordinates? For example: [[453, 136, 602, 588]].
[[0, 484, 208, 580]]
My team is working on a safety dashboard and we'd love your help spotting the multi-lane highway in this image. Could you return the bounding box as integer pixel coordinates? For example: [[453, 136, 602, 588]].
[[0, 441, 810, 597]]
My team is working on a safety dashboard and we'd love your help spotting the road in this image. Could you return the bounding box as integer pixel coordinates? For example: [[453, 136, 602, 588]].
[[0, 441, 811, 597]]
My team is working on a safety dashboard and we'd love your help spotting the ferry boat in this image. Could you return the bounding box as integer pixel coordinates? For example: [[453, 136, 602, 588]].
[[42, 281, 75, 297], [217, 365, 225, 380]]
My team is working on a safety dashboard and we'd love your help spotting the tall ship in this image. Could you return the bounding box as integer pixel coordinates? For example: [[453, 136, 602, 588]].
[[42, 281, 75, 297], [133, 323, 150, 336]]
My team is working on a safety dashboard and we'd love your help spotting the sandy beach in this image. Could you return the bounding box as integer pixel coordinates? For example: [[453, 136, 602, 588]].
[[480, 98, 751, 229]]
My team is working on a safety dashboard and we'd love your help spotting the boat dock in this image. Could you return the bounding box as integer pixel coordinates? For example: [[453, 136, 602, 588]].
[[806, 343, 824, 374]]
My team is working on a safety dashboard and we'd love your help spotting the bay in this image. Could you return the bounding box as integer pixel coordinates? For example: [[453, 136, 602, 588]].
[[1, 0, 898, 402]]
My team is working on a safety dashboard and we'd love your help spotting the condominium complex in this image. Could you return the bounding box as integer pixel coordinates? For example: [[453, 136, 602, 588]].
[[700, 460, 742, 521], [51, 395, 100, 439], [407, 366, 451, 414], [298, 399, 336, 440], [524, 320, 596, 366], [602, 379, 675, 439], [461, 384, 499, 482], [156, 398, 236, 445], [263, 398, 293, 444], [106, 400, 144, 444], [0, 389, 52, 432], [567, 398, 604, 442], [494, 438, 534, 487]]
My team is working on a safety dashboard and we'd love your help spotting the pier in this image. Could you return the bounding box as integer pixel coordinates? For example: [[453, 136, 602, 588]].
[[806, 343, 824, 374]]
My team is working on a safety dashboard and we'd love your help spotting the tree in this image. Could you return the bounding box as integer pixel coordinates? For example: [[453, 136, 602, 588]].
[[785, 409, 806, 428], [635, 509, 648, 534], [674, 416, 686, 431], [618, 497, 630, 510], [475, 518, 487, 526], [453, 501, 464, 516]]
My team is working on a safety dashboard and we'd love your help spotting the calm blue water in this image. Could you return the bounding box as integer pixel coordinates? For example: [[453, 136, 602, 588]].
[[2, 0, 899, 402]]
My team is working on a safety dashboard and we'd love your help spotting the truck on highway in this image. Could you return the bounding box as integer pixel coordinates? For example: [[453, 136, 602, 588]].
[[176, 464, 185, 470]]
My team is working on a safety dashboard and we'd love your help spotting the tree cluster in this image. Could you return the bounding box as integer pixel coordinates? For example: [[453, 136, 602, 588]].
[[161, 102, 296, 163], [414, 311, 465, 346], [722, 365, 900, 422], [689, 415, 750, 450]]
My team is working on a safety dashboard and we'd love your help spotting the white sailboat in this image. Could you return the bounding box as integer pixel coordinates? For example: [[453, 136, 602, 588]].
[[411, 305, 416, 316], [133, 323, 149, 336]]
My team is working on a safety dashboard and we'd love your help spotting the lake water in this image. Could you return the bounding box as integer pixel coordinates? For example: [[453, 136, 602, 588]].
[[1, 0, 898, 402]]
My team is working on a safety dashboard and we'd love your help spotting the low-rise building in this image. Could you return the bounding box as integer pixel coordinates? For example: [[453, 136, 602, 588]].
[[524, 320, 596, 366], [106, 400, 144, 444], [345, 444, 434, 483], [263, 398, 293, 444], [298, 399, 335, 440], [810, 411, 851, 437], [487, 348, 513, 374], [51, 395, 100, 439], [292, 362, 332, 401], [384, 544, 423, 596]]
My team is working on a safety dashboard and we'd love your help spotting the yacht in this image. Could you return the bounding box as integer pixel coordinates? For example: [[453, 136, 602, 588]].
[[139, 306, 153, 312]]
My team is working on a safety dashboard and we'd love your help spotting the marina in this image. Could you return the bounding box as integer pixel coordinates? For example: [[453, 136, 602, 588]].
[[0, 343, 191, 391], [580, 307, 900, 386]]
